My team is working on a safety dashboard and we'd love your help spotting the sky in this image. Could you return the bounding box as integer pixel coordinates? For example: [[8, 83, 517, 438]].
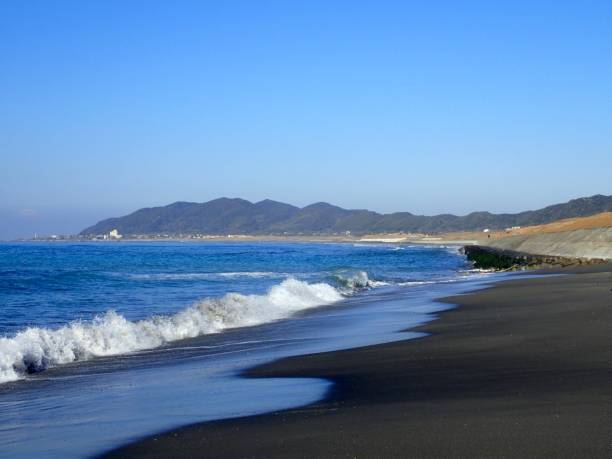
[[1, 1, 611, 239]]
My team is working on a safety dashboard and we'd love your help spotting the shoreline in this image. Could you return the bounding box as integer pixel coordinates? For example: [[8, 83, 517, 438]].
[[0, 245, 483, 458], [104, 263, 612, 458], [10, 236, 473, 245]]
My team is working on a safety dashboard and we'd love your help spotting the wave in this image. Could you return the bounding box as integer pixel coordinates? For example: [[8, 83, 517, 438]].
[[396, 280, 435, 286], [460, 268, 497, 274], [217, 272, 284, 278], [0, 278, 345, 384], [331, 270, 388, 290], [120, 271, 284, 281], [0, 269, 445, 384]]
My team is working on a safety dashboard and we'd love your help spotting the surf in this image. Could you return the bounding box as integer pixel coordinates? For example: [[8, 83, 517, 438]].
[[0, 276, 372, 383]]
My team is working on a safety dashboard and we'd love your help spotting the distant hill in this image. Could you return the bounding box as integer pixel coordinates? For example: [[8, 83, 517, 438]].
[[80, 194, 612, 236]]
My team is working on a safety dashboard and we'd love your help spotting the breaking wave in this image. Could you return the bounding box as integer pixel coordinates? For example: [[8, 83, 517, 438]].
[[0, 278, 350, 384], [332, 270, 388, 290]]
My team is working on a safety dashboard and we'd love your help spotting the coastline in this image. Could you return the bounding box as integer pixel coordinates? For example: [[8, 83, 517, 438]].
[[13, 235, 470, 245], [104, 263, 612, 458], [0, 241, 480, 458]]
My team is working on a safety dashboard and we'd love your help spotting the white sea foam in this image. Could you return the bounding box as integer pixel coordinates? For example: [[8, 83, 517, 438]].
[[396, 280, 433, 286], [460, 268, 496, 274], [0, 278, 343, 384]]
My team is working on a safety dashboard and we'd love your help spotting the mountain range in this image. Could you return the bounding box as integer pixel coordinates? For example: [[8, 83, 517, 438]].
[[80, 194, 612, 236]]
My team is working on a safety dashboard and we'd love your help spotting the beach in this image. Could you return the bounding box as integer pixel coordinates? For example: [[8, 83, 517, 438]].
[[105, 263, 612, 458], [4, 1, 611, 457], [0, 241, 482, 458]]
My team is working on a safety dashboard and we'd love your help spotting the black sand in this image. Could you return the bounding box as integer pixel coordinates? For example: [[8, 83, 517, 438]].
[[104, 265, 612, 458]]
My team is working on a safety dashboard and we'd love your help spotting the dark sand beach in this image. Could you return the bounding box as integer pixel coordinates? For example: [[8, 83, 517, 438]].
[[105, 264, 612, 458]]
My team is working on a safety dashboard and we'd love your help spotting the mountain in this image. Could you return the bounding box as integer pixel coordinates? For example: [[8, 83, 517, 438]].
[[80, 194, 612, 236]]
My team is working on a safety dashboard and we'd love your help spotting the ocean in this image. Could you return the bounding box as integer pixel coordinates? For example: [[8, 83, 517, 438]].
[[0, 241, 496, 457]]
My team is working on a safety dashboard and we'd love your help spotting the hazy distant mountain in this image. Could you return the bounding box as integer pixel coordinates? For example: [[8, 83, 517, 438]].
[[80, 194, 612, 236]]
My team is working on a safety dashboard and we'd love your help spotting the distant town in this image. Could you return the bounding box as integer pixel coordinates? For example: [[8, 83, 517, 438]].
[[27, 229, 357, 242]]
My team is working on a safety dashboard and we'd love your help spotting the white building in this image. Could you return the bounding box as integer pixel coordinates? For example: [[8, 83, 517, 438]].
[[109, 229, 122, 239]]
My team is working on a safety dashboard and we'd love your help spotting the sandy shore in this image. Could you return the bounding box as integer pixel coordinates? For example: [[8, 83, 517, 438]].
[[104, 264, 612, 458]]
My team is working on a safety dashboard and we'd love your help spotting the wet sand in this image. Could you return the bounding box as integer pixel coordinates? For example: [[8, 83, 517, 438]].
[[104, 264, 612, 458]]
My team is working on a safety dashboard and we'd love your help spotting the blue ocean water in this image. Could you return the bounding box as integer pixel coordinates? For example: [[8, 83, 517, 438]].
[[0, 241, 471, 383], [0, 241, 466, 334], [0, 241, 494, 458]]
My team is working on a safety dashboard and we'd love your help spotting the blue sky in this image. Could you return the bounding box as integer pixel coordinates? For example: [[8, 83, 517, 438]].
[[1, 1, 611, 238]]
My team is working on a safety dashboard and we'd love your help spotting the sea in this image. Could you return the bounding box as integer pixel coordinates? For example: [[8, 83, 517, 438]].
[[0, 241, 499, 458]]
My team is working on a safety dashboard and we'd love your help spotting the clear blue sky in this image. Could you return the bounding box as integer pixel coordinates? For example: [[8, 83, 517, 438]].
[[1, 1, 611, 238]]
